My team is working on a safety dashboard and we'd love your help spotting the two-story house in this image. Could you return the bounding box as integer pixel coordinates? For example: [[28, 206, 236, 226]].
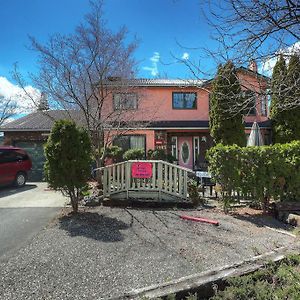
[[0, 63, 270, 179], [104, 64, 270, 170]]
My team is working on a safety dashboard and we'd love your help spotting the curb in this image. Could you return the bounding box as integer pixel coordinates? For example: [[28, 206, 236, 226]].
[[116, 242, 300, 299]]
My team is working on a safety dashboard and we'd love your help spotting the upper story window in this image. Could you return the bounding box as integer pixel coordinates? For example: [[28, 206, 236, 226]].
[[242, 90, 256, 116], [172, 92, 197, 109], [113, 93, 137, 110]]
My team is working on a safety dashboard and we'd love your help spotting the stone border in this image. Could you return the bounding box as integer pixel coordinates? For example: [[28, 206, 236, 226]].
[[115, 242, 300, 300]]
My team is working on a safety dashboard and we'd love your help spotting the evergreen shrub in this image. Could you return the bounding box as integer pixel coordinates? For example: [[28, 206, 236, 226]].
[[123, 148, 145, 160], [44, 120, 92, 213], [206, 141, 300, 207]]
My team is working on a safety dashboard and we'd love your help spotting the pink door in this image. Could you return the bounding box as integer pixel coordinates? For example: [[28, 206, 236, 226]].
[[178, 136, 193, 170]]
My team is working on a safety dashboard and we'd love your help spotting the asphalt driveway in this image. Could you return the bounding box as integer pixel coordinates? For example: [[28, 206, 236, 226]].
[[0, 206, 296, 300], [0, 183, 66, 259]]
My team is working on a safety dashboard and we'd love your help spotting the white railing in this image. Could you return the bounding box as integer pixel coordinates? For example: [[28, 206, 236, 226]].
[[95, 160, 194, 201]]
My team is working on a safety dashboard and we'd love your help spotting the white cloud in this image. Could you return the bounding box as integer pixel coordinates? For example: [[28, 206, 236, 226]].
[[181, 52, 189, 60], [143, 52, 160, 77], [0, 77, 40, 113], [259, 41, 300, 76], [260, 58, 277, 77]]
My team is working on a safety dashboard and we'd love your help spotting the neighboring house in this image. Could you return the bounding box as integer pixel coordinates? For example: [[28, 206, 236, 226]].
[[0, 110, 85, 181], [0, 63, 270, 180]]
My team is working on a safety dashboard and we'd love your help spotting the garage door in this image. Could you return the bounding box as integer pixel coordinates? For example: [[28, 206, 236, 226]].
[[15, 141, 45, 182]]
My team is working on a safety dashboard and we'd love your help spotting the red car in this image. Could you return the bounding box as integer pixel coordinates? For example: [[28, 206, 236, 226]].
[[0, 147, 32, 187]]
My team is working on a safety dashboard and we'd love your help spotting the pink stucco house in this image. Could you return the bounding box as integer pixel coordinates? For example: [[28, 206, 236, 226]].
[[1, 63, 270, 179], [104, 64, 270, 170]]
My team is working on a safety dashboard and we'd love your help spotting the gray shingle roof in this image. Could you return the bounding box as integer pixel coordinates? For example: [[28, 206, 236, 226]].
[[1, 110, 272, 132], [106, 78, 206, 87], [0, 110, 86, 131], [148, 120, 271, 129]]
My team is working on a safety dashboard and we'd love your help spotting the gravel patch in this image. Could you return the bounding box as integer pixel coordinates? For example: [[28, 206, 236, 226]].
[[0, 206, 296, 299]]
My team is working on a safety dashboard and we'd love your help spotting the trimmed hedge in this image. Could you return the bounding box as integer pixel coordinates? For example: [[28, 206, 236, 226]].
[[206, 141, 300, 205], [123, 148, 145, 160], [147, 148, 177, 163], [100, 145, 123, 162]]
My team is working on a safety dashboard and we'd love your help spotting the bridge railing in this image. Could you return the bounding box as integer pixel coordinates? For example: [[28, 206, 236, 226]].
[[95, 160, 194, 201]]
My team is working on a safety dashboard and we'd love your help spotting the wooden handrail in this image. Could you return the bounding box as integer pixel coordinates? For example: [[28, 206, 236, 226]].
[[97, 160, 193, 201], [94, 160, 195, 174]]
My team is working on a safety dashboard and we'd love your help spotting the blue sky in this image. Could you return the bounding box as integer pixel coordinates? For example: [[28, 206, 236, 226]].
[[1, 0, 298, 114], [0, 0, 217, 82]]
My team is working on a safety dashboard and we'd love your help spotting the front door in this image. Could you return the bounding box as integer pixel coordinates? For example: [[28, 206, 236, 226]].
[[178, 136, 193, 170]]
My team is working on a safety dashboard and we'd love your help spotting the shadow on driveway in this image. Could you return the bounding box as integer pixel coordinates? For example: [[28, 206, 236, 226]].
[[0, 184, 37, 199], [58, 212, 131, 242], [232, 212, 293, 231]]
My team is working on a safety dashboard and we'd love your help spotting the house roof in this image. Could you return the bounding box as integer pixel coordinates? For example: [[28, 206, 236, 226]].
[[238, 66, 270, 81], [106, 78, 207, 87], [0, 110, 86, 131], [147, 120, 271, 129], [201, 67, 270, 88], [105, 67, 269, 88], [1, 109, 271, 132]]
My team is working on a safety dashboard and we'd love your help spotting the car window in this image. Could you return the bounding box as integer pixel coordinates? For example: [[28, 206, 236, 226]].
[[15, 151, 29, 161], [0, 150, 27, 163], [0, 151, 15, 163], [0, 151, 4, 163]]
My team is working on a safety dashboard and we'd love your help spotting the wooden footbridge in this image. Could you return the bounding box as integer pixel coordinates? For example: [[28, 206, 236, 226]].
[[96, 160, 194, 202]]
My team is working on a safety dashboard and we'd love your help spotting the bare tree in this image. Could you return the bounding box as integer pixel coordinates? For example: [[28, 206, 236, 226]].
[[179, 0, 300, 115], [0, 96, 16, 126], [174, 54, 270, 118], [13, 1, 152, 171], [202, 0, 300, 64]]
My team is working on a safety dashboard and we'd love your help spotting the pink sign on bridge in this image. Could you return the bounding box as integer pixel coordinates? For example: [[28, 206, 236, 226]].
[[131, 162, 153, 178]]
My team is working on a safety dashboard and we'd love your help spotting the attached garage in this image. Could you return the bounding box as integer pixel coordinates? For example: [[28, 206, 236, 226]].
[[0, 110, 86, 182], [14, 141, 45, 181]]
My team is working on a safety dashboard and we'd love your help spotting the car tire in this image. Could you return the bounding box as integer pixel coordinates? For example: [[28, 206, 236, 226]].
[[14, 172, 27, 187]]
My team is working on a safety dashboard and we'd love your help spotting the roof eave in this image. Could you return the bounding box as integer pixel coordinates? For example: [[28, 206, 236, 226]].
[[0, 128, 51, 132]]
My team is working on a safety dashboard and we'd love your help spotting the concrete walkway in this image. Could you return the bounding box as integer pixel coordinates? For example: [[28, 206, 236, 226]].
[[0, 182, 66, 208], [0, 183, 66, 259]]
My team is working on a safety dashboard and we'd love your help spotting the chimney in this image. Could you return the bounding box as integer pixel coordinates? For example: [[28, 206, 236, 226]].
[[249, 60, 258, 73], [107, 76, 122, 81], [37, 92, 49, 111]]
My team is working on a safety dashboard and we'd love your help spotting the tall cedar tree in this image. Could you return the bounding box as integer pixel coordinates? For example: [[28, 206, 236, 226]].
[[286, 55, 300, 141], [270, 55, 300, 143], [210, 61, 246, 146], [44, 120, 92, 213]]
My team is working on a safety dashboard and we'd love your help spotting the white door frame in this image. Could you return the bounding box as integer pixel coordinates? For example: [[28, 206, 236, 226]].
[[171, 136, 178, 159], [193, 136, 200, 167]]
